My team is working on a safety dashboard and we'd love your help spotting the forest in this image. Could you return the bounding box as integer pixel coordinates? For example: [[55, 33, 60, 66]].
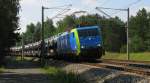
[[0, 0, 20, 64], [0, 0, 150, 65], [21, 8, 150, 53]]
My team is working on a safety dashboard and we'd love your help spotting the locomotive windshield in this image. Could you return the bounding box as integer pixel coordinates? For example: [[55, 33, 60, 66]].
[[78, 28, 100, 37]]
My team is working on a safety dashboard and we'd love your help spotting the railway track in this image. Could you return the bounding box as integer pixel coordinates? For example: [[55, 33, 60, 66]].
[[85, 63, 150, 76], [52, 58, 150, 76], [102, 59, 150, 62], [101, 59, 150, 69], [83, 59, 150, 76], [51, 57, 150, 76]]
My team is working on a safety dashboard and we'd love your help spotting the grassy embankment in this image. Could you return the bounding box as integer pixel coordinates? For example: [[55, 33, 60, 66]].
[[0, 67, 4, 73], [102, 52, 150, 61], [42, 67, 86, 83]]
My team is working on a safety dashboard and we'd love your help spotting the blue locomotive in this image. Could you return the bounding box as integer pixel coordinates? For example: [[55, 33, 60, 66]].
[[56, 25, 103, 59], [10, 25, 103, 60]]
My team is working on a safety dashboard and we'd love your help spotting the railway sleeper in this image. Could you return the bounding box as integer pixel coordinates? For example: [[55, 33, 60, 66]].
[[97, 64, 150, 76]]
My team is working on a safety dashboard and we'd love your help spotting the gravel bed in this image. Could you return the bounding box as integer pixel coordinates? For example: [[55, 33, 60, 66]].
[[47, 59, 150, 83], [104, 74, 149, 83]]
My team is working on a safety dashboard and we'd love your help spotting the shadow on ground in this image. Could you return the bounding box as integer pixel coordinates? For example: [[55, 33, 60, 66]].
[[0, 57, 53, 83], [0, 73, 52, 83], [5, 57, 41, 69]]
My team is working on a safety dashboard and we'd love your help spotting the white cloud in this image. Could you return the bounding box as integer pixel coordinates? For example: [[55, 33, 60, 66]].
[[81, 0, 97, 5], [65, 7, 82, 15], [19, 0, 42, 33], [140, 6, 150, 11], [20, 0, 36, 5], [130, 6, 150, 16]]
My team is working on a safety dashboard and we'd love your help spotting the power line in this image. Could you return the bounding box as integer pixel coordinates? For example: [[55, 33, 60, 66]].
[[111, 0, 142, 15], [51, 9, 71, 19], [96, 7, 130, 60], [96, 7, 112, 18], [41, 4, 72, 19], [126, 0, 142, 7], [50, 4, 72, 19]]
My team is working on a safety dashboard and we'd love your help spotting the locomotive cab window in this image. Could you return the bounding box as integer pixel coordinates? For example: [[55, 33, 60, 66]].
[[78, 28, 100, 37]]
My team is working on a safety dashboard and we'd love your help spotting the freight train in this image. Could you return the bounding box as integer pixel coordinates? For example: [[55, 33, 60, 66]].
[[10, 25, 103, 59]]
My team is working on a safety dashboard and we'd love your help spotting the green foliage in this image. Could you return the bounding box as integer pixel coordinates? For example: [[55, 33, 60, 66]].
[[21, 14, 126, 52], [57, 16, 76, 33], [34, 22, 42, 41], [24, 23, 36, 44], [21, 8, 150, 52], [130, 36, 144, 52], [120, 45, 127, 53], [102, 52, 150, 61], [43, 67, 86, 83], [0, 0, 20, 64], [102, 17, 126, 52], [22, 19, 56, 44], [102, 52, 127, 60], [56, 14, 126, 52], [129, 52, 150, 61], [0, 67, 4, 73], [44, 19, 56, 38], [129, 8, 150, 52]]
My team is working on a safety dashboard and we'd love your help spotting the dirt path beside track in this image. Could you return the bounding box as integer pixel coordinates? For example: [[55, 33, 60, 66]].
[[0, 57, 52, 83]]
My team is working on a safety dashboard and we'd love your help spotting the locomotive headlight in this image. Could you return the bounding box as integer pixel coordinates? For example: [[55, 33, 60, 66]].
[[81, 46, 84, 49], [74, 46, 77, 49], [97, 44, 101, 47]]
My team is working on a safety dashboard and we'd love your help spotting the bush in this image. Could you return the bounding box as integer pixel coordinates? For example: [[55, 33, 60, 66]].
[[120, 45, 127, 53], [43, 67, 86, 83], [0, 67, 4, 73]]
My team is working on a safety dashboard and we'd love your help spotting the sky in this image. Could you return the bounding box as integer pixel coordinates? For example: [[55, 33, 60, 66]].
[[19, 0, 150, 33]]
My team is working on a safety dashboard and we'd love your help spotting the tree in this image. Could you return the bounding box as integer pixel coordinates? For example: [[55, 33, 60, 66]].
[[56, 14, 126, 52], [24, 23, 36, 44], [22, 19, 56, 44], [0, 0, 20, 64], [146, 13, 150, 51], [101, 17, 126, 52], [44, 19, 56, 38], [34, 22, 41, 41], [21, 8, 150, 53], [129, 8, 149, 52], [56, 16, 76, 33]]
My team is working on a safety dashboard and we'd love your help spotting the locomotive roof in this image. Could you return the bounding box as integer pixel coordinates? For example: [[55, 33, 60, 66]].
[[77, 26, 99, 30], [60, 32, 69, 36]]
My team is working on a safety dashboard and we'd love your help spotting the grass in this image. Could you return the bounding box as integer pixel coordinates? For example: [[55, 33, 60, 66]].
[[15, 56, 31, 61], [42, 67, 86, 83], [102, 52, 150, 61], [0, 67, 4, 73]]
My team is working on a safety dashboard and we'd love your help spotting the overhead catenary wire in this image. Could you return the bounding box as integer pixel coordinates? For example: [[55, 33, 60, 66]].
[[50, 4, 72, 19], [51, 9, 71, 19], [95, 6, 130, 60], [42, 4, 72, 19], [111, 0, 142, 16], [126, 0, 142, 7], [95, 7, 112, 18], [42, 4, 72, 10]]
